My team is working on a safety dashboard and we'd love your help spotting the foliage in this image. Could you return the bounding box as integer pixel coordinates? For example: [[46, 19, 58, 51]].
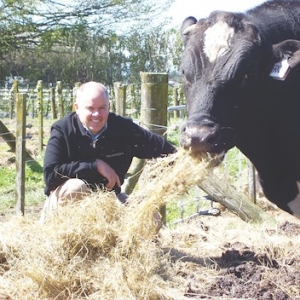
[[0, 0, 173, 46], [0, 0, 183, 87]]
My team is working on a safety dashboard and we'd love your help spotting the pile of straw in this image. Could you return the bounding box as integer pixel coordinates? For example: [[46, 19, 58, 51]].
[[0, 149, 210, 299]]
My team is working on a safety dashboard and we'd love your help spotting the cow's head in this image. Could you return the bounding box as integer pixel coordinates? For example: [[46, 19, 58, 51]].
[[180, 12, 300, 161]]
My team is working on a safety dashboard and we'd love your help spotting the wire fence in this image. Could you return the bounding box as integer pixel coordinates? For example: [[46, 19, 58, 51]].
[[0, 85, 260, 222]]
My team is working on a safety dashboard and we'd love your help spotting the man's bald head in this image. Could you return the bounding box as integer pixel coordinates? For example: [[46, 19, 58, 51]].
[[76, 81, 109, 105], [74, 81, 110, 135]]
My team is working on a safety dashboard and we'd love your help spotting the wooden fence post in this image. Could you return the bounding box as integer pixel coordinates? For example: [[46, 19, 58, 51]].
[[0, 120, 40, 166], [140, 72, 169, 224], [140, 72, 168, 135], [248, 160, 257, 203], [128, 83, 139, 119], [10, 80, 19, 119], [108, 85, 115, 112], [178, 85, 185, 119], [31, 92, 35, 118], [173, 87, 179, 119], [114, 82, 127, 116], [36, 80, 44, 152], [113, 81, 142, 196], [56, 81, 63, 118], [15, 93, 27, 216], [196, 169, 275, 224], [49, 87, 57, 119], [72, 82, 81, 112]]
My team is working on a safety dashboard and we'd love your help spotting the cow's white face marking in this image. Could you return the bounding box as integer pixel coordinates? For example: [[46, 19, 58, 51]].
[[203, 21, 234, 63], [287, 182, 300, 219]]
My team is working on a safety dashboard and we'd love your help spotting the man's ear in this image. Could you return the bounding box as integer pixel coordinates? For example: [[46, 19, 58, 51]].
[[74, 102, 79, 111], [273, 39, 300, 68]]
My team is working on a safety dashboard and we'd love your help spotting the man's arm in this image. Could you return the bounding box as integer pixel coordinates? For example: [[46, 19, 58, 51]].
[[130, 123, 176, 159], [43, 126, 99, 195]]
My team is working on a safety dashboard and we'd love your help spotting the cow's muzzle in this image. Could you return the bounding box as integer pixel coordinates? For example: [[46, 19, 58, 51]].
[[180, 121, 222, 154]]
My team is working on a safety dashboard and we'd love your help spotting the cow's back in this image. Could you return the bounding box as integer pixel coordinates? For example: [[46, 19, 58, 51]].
[[247, 0, 300, 43]]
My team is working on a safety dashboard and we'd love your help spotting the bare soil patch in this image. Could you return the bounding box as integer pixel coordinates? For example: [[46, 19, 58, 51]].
[[159, 207, 300, 300]]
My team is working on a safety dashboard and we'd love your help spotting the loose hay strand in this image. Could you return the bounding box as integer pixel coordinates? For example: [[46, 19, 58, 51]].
[[120, 149, 210, 249], [0, 149, 209, 299]]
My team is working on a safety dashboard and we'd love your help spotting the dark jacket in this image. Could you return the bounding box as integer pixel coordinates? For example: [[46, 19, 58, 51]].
[[43, 112, 176, 195]]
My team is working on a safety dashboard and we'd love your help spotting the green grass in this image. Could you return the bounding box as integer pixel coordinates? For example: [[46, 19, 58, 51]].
[[166, 117, 184, 147], [0, 116, 250, 221], [0, 116, 47, 214], [165, 122, 250, 225], [0, 166, 16, 211], [166, 187, 216, 225], [0, 159, 45, 212]]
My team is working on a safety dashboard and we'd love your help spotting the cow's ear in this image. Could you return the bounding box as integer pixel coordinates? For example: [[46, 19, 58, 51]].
[[181, 16, 197, 46], [273, 40, 300, 68]]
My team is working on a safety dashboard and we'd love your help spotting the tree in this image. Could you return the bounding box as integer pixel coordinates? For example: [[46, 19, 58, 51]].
[[0, 0, 182, 86], [0, 0, 174, 50]]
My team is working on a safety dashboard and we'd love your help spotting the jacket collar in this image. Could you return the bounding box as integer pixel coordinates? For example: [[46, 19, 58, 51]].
[[73, 112, 109, 138]]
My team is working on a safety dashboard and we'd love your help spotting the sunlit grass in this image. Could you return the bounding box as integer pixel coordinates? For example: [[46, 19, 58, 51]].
[[0, 116, 250, 223]]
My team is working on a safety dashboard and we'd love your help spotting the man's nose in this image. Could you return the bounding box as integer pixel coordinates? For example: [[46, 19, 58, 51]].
[[91, 110, 100, 116]]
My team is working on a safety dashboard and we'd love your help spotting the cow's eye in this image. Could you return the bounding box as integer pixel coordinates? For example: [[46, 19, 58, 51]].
[[184, 78, 192, 87], [241, 72, 253, 87], [182, 71, 192, 86]]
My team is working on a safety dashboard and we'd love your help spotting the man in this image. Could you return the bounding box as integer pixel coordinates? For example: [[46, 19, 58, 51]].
[[42, 81, 176, 213]]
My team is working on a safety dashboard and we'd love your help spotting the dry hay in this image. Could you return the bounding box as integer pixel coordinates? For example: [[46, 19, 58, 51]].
[[0, 149, 300, 299], [0, 149, 210, 299]]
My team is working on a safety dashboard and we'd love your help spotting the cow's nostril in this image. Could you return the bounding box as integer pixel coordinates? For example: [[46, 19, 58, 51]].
[[204, 130, 218, 144], [181, 124, 187, 133]]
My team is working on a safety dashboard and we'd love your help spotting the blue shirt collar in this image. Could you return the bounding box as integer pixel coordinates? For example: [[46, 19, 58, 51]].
[[84, 123, 107, 141]]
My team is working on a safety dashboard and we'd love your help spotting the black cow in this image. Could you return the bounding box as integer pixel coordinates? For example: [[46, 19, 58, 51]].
[[180, 0, 300, 218]]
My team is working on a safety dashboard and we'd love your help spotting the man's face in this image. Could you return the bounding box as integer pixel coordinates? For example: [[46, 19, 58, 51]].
[[75, 91, 110, 135]]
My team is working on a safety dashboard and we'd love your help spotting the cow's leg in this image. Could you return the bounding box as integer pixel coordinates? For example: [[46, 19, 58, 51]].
[[287, 182, 300, 219]]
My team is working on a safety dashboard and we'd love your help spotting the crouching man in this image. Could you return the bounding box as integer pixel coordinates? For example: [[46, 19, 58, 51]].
[[40, 81, 176, 222]]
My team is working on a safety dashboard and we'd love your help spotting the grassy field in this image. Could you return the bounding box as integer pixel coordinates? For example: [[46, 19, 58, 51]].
[[0, 117, 185, 216], [0, 118, 47, 213], [0, 116, 250, 224]]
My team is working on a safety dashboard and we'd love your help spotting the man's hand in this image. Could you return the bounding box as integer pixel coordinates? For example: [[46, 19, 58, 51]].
[[95, 159, 121, 190]]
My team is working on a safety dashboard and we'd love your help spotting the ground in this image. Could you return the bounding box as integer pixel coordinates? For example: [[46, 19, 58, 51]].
[[3, 196, 298, 300], [158, 201, 300, 300], [1, 117, 300, 299]]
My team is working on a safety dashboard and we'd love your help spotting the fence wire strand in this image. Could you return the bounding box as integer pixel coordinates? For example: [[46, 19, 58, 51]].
[[0, 85, 259, 223]]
